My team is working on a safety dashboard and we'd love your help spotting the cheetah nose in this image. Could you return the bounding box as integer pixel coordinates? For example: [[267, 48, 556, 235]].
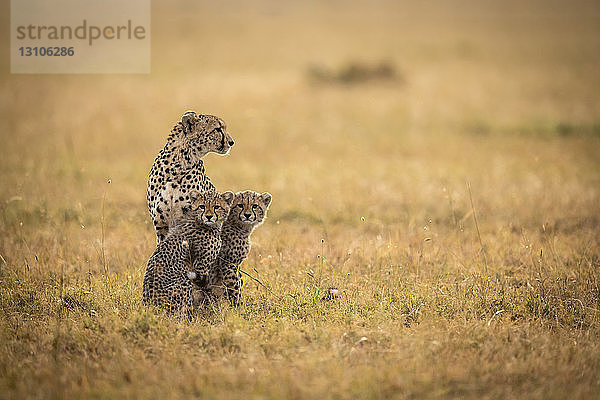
[[244, 213, 251, 219], [206, 215, 213, 221], [228, 140, 234, 146]]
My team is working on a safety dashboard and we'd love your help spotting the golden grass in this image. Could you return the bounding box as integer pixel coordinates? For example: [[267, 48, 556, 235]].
[[1, 0, 599, 398]]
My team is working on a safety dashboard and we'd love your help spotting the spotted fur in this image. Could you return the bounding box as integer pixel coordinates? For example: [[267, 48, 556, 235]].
[[147, 111, 234, 243], [207, 190, 272, 304], [143, 191, 234, 314]]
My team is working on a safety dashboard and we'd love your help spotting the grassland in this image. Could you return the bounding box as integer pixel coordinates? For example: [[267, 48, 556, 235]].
[[1, 0, 599, 398]]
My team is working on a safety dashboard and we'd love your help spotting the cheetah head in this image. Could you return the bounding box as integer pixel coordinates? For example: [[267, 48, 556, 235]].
[[229, 191, 272, 227], [189, 190, 234, 227], [177, 111, 234, 158]]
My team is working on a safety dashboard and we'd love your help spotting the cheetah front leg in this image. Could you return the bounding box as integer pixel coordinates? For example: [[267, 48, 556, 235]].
[[148, 199, 167, 244], [191, 257, 212, 288], [150, 201, 169, 244], [207, 266, 224, 298], [221, 264, 243, 306], [169, 240, 196, 314], [153, 183, 181, 244], [154, 223, 168, 244], [190, 258, 220, 309]]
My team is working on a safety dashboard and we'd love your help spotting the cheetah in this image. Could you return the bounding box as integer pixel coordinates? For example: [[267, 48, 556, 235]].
[[147, 111, 234, 243], [143, 191, 234, 314], [207, 190, 272, 304]]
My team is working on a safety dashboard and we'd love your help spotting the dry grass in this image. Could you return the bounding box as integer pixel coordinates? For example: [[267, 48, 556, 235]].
[[1, 0, 600, 398]]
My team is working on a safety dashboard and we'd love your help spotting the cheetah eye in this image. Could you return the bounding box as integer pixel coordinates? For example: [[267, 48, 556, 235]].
[[214, 205, 221, 210], [252, 204, 259, 209], [199, 205, 205, 210], [237, 204, 244, 209]]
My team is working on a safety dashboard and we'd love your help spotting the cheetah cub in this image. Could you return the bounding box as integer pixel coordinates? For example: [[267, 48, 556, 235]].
[[143, 191, 233, 314], [208, 190, 272, 304]]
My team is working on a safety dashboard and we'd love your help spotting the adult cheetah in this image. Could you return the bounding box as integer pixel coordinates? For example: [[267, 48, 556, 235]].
[[143, 191, 234, 314], [147, 111, 234, 243], [207, 190, 272, 304]]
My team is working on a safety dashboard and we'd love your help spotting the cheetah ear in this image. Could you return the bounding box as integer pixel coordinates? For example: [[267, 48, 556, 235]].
[[188, 190, 200, 205], [221, 191, 234, 206], [181, 111, 197, 134], [260, 192, 272, 208]]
